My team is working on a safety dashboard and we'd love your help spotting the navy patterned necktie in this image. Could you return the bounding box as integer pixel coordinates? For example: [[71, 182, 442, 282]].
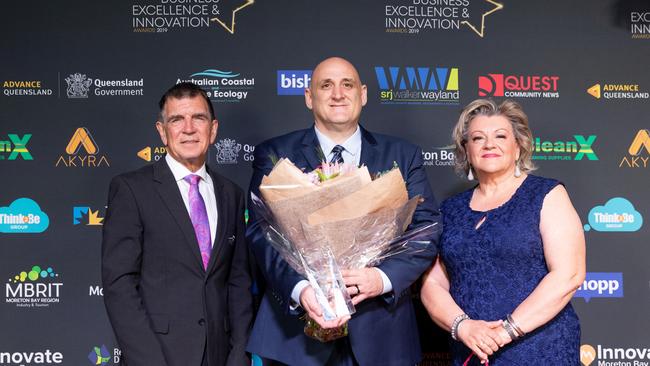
[[329, 145, 345, 164]]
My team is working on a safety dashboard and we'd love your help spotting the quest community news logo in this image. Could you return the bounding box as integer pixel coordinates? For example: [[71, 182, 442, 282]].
[[620, 129, 650, 168], [5, 265, 62, 308], [574, 272, 623, 302], [277, 70, 312, 95], [55, 127, 110, 168], [88, 344, 121, 365], [584, 197, 643, 232], [478, 73, 559, 98], [375, 66, 460, 105], [0, 198, 49, 234], [176, 68, 254, 102], [64, 72, 144, 98], [532, 135, 597, 161], [0, 133, 32, 161], [581, 343, 650, 366]]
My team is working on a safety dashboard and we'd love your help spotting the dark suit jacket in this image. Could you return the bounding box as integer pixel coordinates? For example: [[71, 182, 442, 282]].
[[246, 126, 441, 366], [102, 158, 253, 366]]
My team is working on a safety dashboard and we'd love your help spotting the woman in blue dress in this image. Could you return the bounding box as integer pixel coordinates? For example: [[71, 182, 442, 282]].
[[421, 99, 585, 365]]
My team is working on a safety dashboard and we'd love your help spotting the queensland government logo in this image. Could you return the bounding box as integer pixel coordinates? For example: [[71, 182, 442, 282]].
[[574, 272, 623, 302], [213, 138, 254, 164], [55, 127, 110, 168], [532, 135, 597, 161], [177, 69, 254, 103], [587, 83, 649, 100], [277, 70, 312, 95], [64, 72, 144, 98], [375, 66, 460, 105], [2, 80, 53, 96], [5, 265, 62, 308], [584, 197, 643, 232], [131, 0, 253, 34], [580, 343, 650, 366], [631, 11, 650, 39], [619, 129, 650, 168], [478, 73, 559, 98], [0, 350, 63, 365], [0, 198, 49, 234], [73, 206, 104, 226], [384, 0, 503, 37], [0, 133, 32, 160]]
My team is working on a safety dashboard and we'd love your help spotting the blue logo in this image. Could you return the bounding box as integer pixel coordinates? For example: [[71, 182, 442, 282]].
[[374, 66, 460, 105], [190, 69, 239, 78], [0, 198, 50, 233], [574, 272, 623, 302], [277, 70, 312, 95], [584, 197, 643, 232], [88, 345, 110, 365], [73, 206, 104, 226]]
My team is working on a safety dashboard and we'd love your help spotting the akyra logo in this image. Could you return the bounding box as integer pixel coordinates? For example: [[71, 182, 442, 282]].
[[0, 350, 64, 365], [5, 265, 62, 308], [375, 66, 460, 105], [478, 73, 559, 98], [55, 128, 110, 167], [620, 129, 650, 168], [0, 198, 49, 234], [73, 206, 104, 226], [574, 272, 623, 302], [581, 343, 650, 365], [584, 197, 643, 232], [0, 134, 32, 160]]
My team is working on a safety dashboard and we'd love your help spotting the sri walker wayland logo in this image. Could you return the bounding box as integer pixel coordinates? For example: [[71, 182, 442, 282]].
[[73, 207, 104, 226], [587, 83, 649, 100], [55, 127, 110, 168], [574, 272, 623, 302], [478, 73, 560, 98], [532, 135, 597, 161], [580, 343, 650, 366], [619, 129, 650, 168], [0, 198, 49, 234], [176, 69, 254, 102], [375, 66, 460, 105], [5, 266, 62, 308], [584, 197, 643, 232], [0, 133, 32, 160], [277, 70, 312, 95]]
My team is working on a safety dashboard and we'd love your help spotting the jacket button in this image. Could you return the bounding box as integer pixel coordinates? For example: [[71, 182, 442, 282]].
[[198, 319, 206, 326]]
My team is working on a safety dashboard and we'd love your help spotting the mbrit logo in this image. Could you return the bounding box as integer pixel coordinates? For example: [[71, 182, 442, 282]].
[[277, 70, 312, 95]]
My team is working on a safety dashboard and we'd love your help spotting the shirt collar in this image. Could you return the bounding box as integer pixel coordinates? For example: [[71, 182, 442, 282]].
[[314, 124, 362, 159], [165, 154, 208, 183]]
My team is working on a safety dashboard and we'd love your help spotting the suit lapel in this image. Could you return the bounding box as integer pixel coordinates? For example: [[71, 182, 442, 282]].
[[205, 166, 227, 274], [300, 128, 323, 170], [153, 159, 205, 271], [359, 125, 379, 171]]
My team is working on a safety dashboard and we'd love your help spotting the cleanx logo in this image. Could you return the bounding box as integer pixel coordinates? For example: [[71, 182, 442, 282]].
[[532, 135, 597, 161], [55, 127, 109, 167], [619, 129, 650, 168], [0, 134, 32, 160]]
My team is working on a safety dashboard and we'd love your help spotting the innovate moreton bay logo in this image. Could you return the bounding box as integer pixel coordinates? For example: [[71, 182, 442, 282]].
[[5, 266, 62, 308], [580, 343, 650, 366]]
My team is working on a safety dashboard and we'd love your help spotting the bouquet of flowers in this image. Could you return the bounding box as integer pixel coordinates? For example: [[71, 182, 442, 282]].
[[251, 158, 437, 341]]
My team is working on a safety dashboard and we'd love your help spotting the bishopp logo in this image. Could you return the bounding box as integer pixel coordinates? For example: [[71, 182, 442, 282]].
[[137, 146, 166, 162], [176, 69, 254, 103], [584, 197, 643, 232], [478, 73, 560, 98], [532, 135, 597, 161], [277, 70, 312, 95], [375, 66, 460, 105], [73, 206, 104, 226], [631, 11, 650, 39], [574, 272, 623, 302], [55, 127, 110, 168], [0, 198, 49, 234], [0, 133, 32, 160], [421, 145, 455, 167], [65, 73, 93, 98], [619, 129, 650, 168], [212, 138, 255, 164], [384, 0, 503, 38], [580, 343, 650, 366], [5, 265, 62, 308], [587, 83, 649, 100]]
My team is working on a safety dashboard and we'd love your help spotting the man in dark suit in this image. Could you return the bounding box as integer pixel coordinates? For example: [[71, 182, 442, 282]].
[[102, 82, 253, 366], [246, 57, 441, 365]]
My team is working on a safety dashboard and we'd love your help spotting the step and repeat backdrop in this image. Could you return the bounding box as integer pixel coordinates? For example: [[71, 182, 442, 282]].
[[1, 0, 649, 365]]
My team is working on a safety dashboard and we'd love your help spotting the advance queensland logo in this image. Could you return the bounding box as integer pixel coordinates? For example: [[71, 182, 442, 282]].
[[584, 197, 643, 232], [580, 344, 650, 366], [619, 129, 650, 168], [375, 66, 460, 105], [2, 79, 53, 96], [5, 265, 62, 308], [587, 83, 649, 100], [0, 198, 49, 234], [478, 73, 560, 98], [574, 272, 623, 302], [277, 70, 312, 95], [532, 135, 597, 161], [384, 0, 503, 37], [64, 73, 143, 98], [177, 69, 254, 103]]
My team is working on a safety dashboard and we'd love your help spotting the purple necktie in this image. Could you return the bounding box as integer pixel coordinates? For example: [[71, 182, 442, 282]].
[[184, 174, 211, 270]]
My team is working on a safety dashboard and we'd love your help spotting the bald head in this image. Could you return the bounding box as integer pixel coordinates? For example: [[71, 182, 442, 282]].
[[310, 57, 363, 91]]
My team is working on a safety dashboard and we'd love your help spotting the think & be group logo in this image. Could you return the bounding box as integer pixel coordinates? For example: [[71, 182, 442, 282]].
[[0, 198, 49, 234], [584, 197, 643, 232], [375, 66, 460, 105], [5, 265, 62, 308]]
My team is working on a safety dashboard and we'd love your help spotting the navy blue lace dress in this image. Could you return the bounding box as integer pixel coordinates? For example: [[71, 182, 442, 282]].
[[440, 175, 580, 365]]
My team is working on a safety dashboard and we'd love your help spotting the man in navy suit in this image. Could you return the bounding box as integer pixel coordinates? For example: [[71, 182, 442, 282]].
[[102, 83, 253, 366], [246, 57, 441, 365]]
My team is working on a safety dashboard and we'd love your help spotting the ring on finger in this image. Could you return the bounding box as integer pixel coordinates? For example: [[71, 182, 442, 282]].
[[354, 284, 360, 295]]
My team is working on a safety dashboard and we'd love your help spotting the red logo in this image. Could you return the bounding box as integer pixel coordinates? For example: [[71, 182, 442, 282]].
[[478, 74, 560, 97]]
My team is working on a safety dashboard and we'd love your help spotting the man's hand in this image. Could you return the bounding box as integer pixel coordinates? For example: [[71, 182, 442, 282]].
[[299, 285, 350, 329], [341, 268, 384, 306]]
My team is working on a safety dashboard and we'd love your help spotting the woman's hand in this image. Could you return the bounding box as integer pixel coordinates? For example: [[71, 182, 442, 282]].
[[457, 319, 504, 363]]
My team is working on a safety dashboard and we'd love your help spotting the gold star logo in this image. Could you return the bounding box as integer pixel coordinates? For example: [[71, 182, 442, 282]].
[[87, 210, 104, 225], [461, 0, 504, 38], [211, 0, 254, 35]]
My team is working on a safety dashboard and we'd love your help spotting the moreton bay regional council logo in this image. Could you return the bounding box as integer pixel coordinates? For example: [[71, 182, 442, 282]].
[[65, 73, 93, 98], [214, 138, 242, 164]]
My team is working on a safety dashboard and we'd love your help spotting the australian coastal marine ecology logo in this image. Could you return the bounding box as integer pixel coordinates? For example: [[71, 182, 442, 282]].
[[375, 66, 460, 105], [384, 0, 503, 37], [5, 265, 62, 308], [177, 69, 254, 103], [131, 0, 253, 34]]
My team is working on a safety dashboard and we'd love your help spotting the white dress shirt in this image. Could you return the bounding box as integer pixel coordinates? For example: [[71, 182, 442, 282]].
[[165, 154, 218, 247]]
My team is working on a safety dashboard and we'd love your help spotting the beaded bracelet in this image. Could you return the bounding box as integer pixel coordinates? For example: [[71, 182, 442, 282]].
[[451, 313, 470, 341]]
